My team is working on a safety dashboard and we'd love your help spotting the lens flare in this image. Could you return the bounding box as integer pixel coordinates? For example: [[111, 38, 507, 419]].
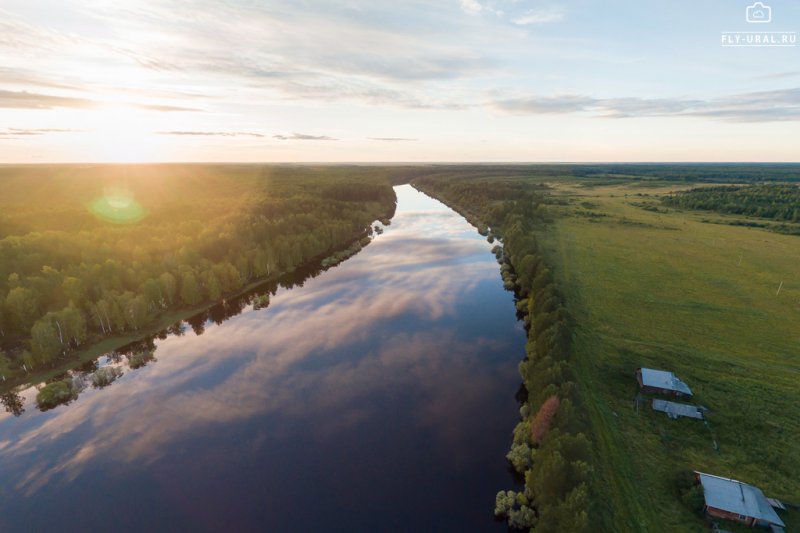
[[89, 186, 146, 224]]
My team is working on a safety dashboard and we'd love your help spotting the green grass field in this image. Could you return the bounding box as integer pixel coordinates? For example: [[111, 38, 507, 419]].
[[542, 182, 800, 531]]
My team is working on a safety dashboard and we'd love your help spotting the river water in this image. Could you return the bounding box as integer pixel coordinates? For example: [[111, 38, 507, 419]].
[[0, 185, 526, 532]]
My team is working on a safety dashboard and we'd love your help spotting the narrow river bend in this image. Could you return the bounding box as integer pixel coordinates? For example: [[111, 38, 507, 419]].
[[0, 185, 526, 532]]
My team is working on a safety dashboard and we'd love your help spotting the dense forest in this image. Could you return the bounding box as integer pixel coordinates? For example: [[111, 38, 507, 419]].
[[0, 165, 396, 386], [662, 183, 800, 222], [414, 175, 592, 532], [395, 164, 800, 186]]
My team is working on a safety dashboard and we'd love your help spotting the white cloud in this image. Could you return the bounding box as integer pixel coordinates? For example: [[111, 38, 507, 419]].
[[512, 7, 564, 25], [459, 0, 483, 15]]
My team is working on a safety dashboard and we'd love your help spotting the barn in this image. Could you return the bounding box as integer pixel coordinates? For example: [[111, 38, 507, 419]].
[[695, 472, 786, 529], [635, 367, 693, 398]]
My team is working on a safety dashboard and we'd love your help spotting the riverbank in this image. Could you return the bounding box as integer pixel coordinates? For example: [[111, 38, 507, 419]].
[[412, 180, 593, 532], [1, 220, 388, 395]]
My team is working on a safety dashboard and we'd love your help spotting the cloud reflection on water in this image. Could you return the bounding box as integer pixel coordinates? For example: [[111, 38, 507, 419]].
[[0, 185, 519, 514]]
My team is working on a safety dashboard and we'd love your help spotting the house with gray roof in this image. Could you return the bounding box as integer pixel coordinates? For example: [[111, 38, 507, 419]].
[[636, 367, 693, 398], [695, 472, 785, 529]]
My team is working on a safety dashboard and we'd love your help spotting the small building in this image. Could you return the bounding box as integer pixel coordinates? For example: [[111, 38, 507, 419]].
[[695, 472, 786, 529], [636, 367, 693, 398], [651, 399, 704, 420]]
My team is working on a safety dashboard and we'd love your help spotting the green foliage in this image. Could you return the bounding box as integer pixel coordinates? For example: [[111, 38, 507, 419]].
[[128, 351, 155, 369], [494, 490, 517, 516], [662, 184, 800, 222], [507, 443, 535, 474], [415, 173, 592, 532], [0, 165, 396, 385], [36, 378, 81, 411], [91, 366, 123, 388], [680, 485, 705, 515], [508, 505, 537, 530]]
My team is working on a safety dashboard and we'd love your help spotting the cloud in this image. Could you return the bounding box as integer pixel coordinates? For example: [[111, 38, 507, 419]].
[[459, 0, 483, 15], [0, 90, 94, 109], [0, 68, 78, 90], [136, 103, 202, 112], [273, 133, 338, 141], [72, 1, 497, 110], [512, 7, 565, 25], [6, 128, 76, 135], [494, 87, 800, 122], [753, 71, 800, 80], [158, 131, 264, 137], [368, 137, 418, 142], [0, 128, 77, 139]]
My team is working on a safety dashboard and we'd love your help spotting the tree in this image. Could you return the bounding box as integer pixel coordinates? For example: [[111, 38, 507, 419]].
[[532, 395, 561, 444], [494, 490, 518, 517], [159, 272, 177, 305], [141, 278, 163, 310], [1, 392, 24, 417], [5, 286, 39, 332], [30, 317, 62, 364], [507, 442, 535, 473], [123, 293, 148, 330], [61, 276, 85, 307], [508, 505, 537, 530], [58, 304, 86, 346], [180, 272, 202, 305], [205, 270, 222, 301]]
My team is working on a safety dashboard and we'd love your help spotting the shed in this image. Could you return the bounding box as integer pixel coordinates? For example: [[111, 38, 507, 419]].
[[651, 399, 703, 420], [696, 472, 786, 529], [636, 367, 693, 398]]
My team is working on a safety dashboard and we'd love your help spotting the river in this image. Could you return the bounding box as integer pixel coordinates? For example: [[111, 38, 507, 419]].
[[0, 185, 526, 532]]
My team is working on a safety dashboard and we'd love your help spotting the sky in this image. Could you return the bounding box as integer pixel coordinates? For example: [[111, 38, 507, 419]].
[[0, 0, 799, 163]]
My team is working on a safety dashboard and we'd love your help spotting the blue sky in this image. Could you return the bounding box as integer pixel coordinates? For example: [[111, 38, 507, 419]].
[[0, 0, 798, 162]]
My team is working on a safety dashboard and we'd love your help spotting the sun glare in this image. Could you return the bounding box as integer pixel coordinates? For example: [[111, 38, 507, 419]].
[[82, 107, 167, 163]]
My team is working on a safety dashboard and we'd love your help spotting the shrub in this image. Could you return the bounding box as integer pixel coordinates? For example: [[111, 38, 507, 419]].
[[36, 379, 78, 411], [91, 366, 123, 388], [507, 443, 535, 473]]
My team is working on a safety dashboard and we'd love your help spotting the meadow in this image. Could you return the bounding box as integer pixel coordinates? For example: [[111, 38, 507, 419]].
[[411, 166, 800, 532], [545, 180, 800, 531]]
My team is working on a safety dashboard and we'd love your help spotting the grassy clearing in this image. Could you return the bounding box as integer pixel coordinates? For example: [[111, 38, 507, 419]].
[[543, 182, 800, 531]]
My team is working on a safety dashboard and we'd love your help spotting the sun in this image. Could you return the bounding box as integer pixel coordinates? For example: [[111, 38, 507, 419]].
[[82, 107, 168, 163]]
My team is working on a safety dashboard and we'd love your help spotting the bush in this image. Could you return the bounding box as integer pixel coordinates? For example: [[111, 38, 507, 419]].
[[675, 470, 705, 515], [91, 366, 123, 388], [508, 505, 537, 529], [507, 443, 535, 473], [495, 490, 517, 516], [36, 379, 78, 411], [681, 485, 705, 515]]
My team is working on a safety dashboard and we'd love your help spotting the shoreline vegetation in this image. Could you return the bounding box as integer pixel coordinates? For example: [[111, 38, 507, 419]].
[[1, 225, 386, 398], [411, 165, 799, 532], [413, 178, 593, 532], [0, 165, 397, 397]]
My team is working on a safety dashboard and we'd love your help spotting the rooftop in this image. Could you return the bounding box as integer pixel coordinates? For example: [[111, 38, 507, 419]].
[[697, 472, 785, 528], [652, 399, 703, 420], [640, 368, 693, 396]]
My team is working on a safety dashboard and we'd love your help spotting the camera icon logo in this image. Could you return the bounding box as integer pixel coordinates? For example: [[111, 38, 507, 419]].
[[746, 2, 772, 23]]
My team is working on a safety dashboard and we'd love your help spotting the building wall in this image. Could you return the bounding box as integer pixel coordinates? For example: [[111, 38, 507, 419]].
[[706, 506, 755, 527]]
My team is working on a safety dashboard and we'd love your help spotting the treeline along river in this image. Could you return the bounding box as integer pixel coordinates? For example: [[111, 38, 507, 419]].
[[0, 185, 526, 532]]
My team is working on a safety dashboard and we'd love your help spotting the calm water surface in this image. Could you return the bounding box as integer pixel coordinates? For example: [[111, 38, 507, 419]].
[[0, 185, 525, 532]]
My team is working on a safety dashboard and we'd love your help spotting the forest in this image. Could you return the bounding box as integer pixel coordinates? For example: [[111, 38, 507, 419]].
[[414, 175, 592, 533], [0, 164, 396, 387], [661, 183, 800, 222]]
